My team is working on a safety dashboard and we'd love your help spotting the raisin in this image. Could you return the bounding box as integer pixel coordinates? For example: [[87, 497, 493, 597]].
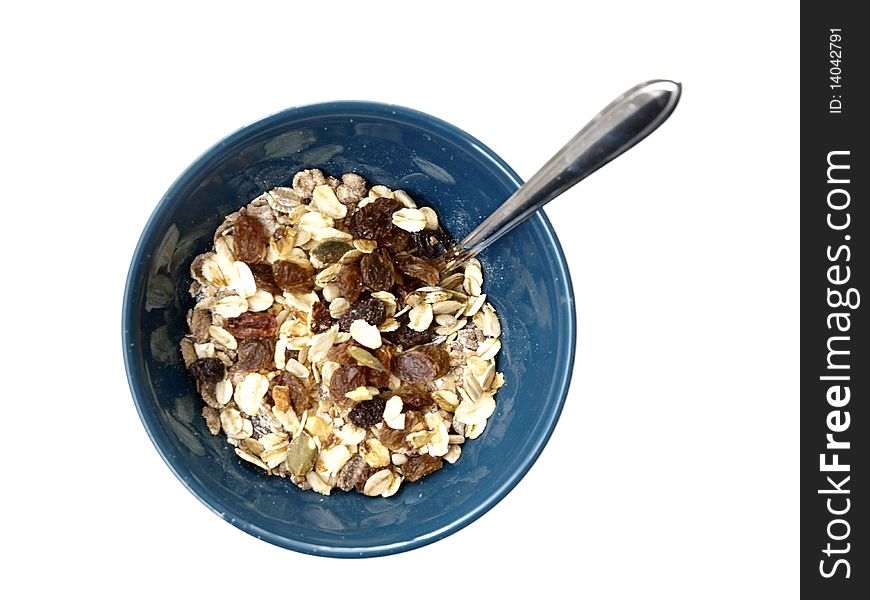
[[337, 263, 364, 304], [383, 317, 435, 349], [350, 198, 401, 240], [380, 227, 410, 252], [360, 251, 394, 292], [402, 454, 443, 482], [236, 337, 274, 372], [309, 301, 333, 333], [376, 427, 406, 451], [233, 214, 268, 263], [394, 345, 450, 383], [376, 411, 423, 450], [189, 357, 225, 384], [394, 384, 432, 409], [337, 295, 386, 331], [329, 364, 367, 408], [249, 263, 281, 295], [365, 344, 394, 387], [327, 342, 392, 389], [347, 398, 387, 428], [326, 340, 358, 365], [269, 371, 313, 415], [273, 260, 314, 292], [272, 371, 311, 414], [226, 312, 277, 339], [411, 228, 454, 260], [394, 253, 440, 286], [350, 198, 410, 251]]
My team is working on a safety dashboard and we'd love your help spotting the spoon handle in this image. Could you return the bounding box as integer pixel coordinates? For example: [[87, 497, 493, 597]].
[[443, 79, 681, 268]]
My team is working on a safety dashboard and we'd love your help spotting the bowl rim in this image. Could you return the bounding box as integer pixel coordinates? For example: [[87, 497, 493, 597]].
[[122, 100, 576, 557]]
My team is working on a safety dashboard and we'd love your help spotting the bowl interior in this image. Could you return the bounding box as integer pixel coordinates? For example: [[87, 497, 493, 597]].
[[124, 102, 575, 557]]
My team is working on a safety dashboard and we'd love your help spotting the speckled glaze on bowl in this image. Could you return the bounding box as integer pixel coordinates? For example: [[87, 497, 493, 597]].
[[123, 102, 575, 557]]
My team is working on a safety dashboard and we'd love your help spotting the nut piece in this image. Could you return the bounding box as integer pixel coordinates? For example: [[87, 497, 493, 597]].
[[349, 319, 383, 349], [362, 438, 391, 468]]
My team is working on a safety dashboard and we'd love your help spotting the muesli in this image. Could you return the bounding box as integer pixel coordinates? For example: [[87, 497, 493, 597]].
[[180, 169, 504, 497]]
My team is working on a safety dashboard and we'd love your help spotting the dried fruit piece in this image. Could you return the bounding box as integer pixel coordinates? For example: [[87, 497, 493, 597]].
[[325, 340, 358, 365], [286, 432, 318, 476], [410, 228, 453, 260], [273, 260, 314, 292], [236, 337, 274, 371], [375, 410, 422, 450], [272, 371, 310, 415], [394, 253, 440, 286], [348, 398, 387, 428], [233, 214, 268, 263], [336, 263, 364, 304], [189, 357, 225, 384], [383, 321, 434, 349], [350, 198, 410, 251], [329, 364, 367, 407], [364, 345, 393, 388], [394, 345, 450, 383], [401, 454, 443, 482], [337, 296, 386, 331], [360, 251, 394, 291], [272, 385, 292, 412], [308, 301, 333, 333], [226, 312, 277, 339], [394, 384, 432, 409], [249, 262, 281, 295]]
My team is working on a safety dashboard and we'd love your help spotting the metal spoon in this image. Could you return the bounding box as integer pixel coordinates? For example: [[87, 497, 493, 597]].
[[437, 79, 682, 270]]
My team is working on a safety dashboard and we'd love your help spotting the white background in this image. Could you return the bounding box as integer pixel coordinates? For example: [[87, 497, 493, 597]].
[[2, 1, 798, 597]]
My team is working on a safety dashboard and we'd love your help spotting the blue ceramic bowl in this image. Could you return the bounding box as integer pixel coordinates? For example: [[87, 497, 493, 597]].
[[123, 102, 575, 557]]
